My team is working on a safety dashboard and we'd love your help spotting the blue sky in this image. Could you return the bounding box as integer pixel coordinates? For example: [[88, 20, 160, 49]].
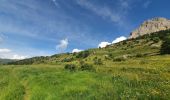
[[0, 0, 170, 59]]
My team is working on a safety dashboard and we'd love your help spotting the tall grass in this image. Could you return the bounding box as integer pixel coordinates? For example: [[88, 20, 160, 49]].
[[0, 56, 170, 100]]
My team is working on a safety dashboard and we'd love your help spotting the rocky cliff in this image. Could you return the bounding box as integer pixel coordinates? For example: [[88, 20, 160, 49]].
[[130, 17, 170, 38]]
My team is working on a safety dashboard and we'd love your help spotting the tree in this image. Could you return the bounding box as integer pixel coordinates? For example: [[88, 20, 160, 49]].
[[76, 51, 90, 58], [160, 34, 170, 54]]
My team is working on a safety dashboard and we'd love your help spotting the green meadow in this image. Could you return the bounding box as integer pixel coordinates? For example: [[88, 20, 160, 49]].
[[1, 30, 170, 100], [0, 55, 170, 100]]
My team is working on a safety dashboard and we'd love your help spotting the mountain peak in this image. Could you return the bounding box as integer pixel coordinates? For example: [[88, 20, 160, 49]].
[[130, 17, 170, 38]]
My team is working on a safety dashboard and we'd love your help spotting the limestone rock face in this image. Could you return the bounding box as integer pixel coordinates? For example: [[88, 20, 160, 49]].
[[130, 17, 170, 38]]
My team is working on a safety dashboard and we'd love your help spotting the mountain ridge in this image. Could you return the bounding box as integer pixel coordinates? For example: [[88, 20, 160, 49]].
[[130, 17, 170, 38], [8, 29, 170, 65], [6, 17, 170, 65], [0, 58, 16, 64]]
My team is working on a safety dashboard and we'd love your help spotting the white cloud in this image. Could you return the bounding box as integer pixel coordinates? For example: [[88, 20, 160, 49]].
[[143, 1, 151, 8], [0, 53, 27, 60], [11, 54, 27, 60], [76, 0, 121, 23], [0, 48, 11, 53], [0, 48, 27, 59], [0, 37, 3, 43], [0, 34, 6, 43], [75, 0, 134, 26], [72, 48, 83, 53], [98, 42, 111, 48], [120, 0, 129, 9], [98, 36, 127, 48], [56, 38, 68, 51], [52, 0, 59, 7], [112, 36, 127, 44]]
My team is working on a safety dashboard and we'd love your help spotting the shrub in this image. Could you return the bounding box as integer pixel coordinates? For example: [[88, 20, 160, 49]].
[[62, 57, 74, 62], [80, 63, 95, 71], [151, 37, 160, 43], [64, 64, 77, 71], [160, 34, 170, 54], [104, 55, 111, 60], [113, 57, 126, 62], [122, 41, 127, 45], [79, 60, 85, 65], [135, 53, 144, 58], [134, 40, 140, 44], [76, 51, 90, 58], [93, 57, 103, 65], [108, 53, 114, 58]]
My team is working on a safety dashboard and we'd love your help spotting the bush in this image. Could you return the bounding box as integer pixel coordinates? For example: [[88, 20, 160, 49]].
[[93, 57, 103, 65], [160, 34, 170, 54], [113, 57, 126, 62], [151, 37, 160, 43], [62, 57, 74, 62], [108, 53, 114, 58], [76, 51, 90, 58], [105, 55, 111, 60], [122, 41, 127, 45], [64, 64, 77, 71], [80, 63, 95, 71], [134, 40, 140, 44], [135, 53, 144, 58]]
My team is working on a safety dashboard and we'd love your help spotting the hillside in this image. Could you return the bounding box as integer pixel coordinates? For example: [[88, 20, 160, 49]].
[[8, 29, 170, 65], [0, 59, 16, 64], [1, 0, 170, 99], [3, 17, 170, 99], [1, 29, 170, 99]]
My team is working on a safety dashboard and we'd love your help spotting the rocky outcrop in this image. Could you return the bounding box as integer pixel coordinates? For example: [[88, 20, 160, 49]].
[[130, 17, 170, 38]]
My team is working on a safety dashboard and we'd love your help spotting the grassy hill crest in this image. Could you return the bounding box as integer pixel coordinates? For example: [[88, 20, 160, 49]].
[[8, 29, 170, 65]]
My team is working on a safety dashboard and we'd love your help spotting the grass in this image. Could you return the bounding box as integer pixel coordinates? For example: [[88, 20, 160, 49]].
[[0, 55, 170, 100], [1, 30, 170, 99]]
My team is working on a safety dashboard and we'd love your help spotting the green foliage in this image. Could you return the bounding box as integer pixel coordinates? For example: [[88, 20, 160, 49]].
[[108, 53, 114, 58], [8, 56, 49, 65], [7, 29, 170, 65], [62, 57, 74, 62], [76, 51, 90, 58], [113, 57, 126, 62], [104, 55, 111, 60], [93, 57, 103, 65], [0, 59, 15, 64], [64, 64, 77, 71], [1, 54, 170, 100], [122, 41, 127, 45], [151, 37, 160, 43], [160, 34, 170, 54], [80, 63, 95, 71], [139, 60, 148, 64], [135, 53, 144, 58], [2, 29, 170, 99]]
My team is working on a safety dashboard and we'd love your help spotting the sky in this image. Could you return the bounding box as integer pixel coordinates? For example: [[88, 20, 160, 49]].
[[0, 0, 170, 59]]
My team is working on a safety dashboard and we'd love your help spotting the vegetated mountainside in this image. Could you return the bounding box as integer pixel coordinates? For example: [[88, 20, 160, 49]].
[[8, 29, 170, 65], [0, 59, 16, 64], [2, 18, 170, 99], [2, 29, 170, 100], [130, 17, 170, 38]]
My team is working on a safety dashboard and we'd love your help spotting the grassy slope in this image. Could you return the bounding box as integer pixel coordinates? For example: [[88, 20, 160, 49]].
[[1, 57, 170, 100], [0, 30, 170, 100], [9, 30, 170, 65]]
